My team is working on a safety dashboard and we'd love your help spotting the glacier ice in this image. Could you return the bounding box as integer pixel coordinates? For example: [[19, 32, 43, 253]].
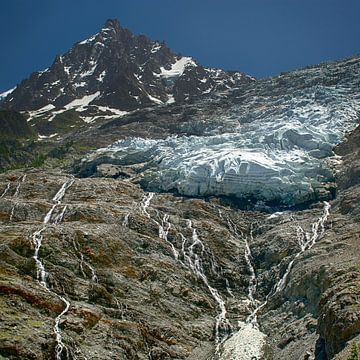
[[80, 74, 360, 207]]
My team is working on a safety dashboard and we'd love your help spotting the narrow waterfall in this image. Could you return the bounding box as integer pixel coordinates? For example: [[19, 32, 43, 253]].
[[0, 183, 10, 198], [221, 202, 331, 359], [9, 175, 26, 221], [30, 177, 75, 360], [140, 193, 231, 353]]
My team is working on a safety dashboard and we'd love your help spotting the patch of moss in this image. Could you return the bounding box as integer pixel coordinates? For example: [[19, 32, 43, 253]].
[[347, 343, 360, 360], [27, 320, 44, 328]]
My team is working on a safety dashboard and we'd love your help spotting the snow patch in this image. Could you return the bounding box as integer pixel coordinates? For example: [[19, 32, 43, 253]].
[[220, 322, 266, 360], [148, 94, 163, 104], [151, 43, 162, 53], [27, 104, 56, 121], [0, 87, 16, 100], [80, 61, 97, 78], [156, 57, 196, 79], [38, 133, 58, 141], [166, 95, 175, 104], [64, 92, 100, 111], [79, 34, 97, 45], [97, 70, 106, 82], [73, 82, 87, 89]]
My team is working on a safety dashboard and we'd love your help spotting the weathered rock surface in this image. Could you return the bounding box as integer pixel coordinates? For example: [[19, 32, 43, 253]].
[[0, 148, 359, 359]]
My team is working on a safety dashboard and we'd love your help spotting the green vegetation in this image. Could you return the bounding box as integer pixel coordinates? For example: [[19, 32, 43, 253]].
[[347, 343, 360, 360], [33, 109, 83, 136], [0, 110, 35, 140]]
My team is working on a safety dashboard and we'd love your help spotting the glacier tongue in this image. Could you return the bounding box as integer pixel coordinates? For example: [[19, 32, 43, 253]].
[[81, 132, 334, 206], [80, 76, 360, 206]]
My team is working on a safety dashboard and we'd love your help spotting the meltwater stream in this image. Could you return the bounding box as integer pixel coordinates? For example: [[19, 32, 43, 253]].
[[31, 177, 74, 360], [0, 182, 11, 198], [220, 202, 331, 360], [9, 174, 26, 221], [140, 192, 232, 353]]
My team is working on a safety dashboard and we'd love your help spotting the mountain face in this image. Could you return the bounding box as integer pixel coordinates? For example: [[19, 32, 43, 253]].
[[1, 19, 252, 124], [0, 19, 360, 360]]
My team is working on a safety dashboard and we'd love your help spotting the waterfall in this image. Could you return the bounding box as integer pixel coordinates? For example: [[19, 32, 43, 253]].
[[157, 213, 179, 260], [9, 175, 27, 221], [184, 220, 232, 352], [73, 239, 98, 282], [221, 202, 331, 359], [14, 174, 26, 197], [30, 176, 74, 360], [140, 192, 231, 352], [122, 213, 130, 226], [0, 183, 10, 198], [140, 192, 154, 218]]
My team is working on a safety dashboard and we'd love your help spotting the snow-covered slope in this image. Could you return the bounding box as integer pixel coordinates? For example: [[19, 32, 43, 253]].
[[0, 87, 15, 101]]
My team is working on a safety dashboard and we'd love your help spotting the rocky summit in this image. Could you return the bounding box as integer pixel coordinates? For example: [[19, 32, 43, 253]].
[[0, 19, 360, 360]]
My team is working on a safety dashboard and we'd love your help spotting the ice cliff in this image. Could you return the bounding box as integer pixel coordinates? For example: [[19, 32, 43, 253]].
[[81, 99, 357, 206]]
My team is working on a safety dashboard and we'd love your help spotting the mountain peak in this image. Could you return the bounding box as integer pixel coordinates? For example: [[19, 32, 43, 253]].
[[1, 19, 253, 114], [103, 19, 122, 32]]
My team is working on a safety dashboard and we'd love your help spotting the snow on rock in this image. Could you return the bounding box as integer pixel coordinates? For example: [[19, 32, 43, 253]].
[[27, 104, 56, 122], [157, 57, 196, 79], [97, 70, 106, 82], [0, 87, 16, 100], [38, 133, 58, 140], [147, 94, 163, 104], [64, 92, 100, 111], [219, 322, 266, 360]]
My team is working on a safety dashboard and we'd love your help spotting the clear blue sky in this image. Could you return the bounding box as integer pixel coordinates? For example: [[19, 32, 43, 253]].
[[1, 0, 360, 91]]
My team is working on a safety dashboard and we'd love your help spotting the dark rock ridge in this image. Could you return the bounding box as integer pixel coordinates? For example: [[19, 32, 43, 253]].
[[1, 19, 252, 115]]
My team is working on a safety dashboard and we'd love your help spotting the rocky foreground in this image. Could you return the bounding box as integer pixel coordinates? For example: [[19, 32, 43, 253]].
[[0, 126, 358, 360]]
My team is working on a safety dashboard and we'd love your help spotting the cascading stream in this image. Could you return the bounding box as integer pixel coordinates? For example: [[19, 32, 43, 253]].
[[221, 201, 331, 359], [140, 192, 154, 218], [249, 201, 331, 324], [219, 215, 266, 360], [30, 176, 75, 360], [140, 192, 231, 353], [0, 183, 10, 198], [183, 220, 232, 353], [72, 239, 98, 282], [9, 174, 26, 221]]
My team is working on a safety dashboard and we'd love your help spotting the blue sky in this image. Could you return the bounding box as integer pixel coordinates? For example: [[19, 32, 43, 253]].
[[1, 0, 360, 91]]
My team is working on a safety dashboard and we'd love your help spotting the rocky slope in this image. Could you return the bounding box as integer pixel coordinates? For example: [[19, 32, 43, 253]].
[[0, 134, 359, 359]]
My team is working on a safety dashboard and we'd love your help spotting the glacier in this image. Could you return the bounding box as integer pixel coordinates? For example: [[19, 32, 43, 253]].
[[79, 63, 360, 207]]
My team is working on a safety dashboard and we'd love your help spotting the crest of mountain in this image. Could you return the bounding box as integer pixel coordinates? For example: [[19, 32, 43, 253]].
[[1, 19, 253, 123]]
